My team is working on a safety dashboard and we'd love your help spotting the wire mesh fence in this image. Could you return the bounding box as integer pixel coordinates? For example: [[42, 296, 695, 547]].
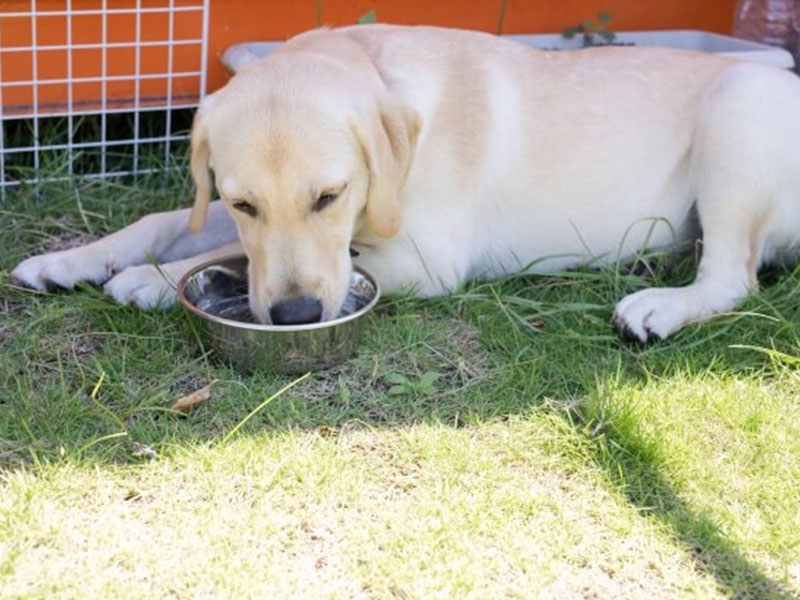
[[0, 0, 210, 195]]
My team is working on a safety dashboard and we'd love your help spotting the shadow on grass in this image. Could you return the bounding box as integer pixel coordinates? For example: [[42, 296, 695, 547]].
[[569, 401, 799, 600]]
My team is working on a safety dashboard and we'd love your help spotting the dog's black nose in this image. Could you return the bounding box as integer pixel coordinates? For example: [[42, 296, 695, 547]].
[[269, 296, 323, 325]]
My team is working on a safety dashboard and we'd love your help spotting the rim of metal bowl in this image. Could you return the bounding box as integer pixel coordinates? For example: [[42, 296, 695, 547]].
[[176, 254, 381, 332]]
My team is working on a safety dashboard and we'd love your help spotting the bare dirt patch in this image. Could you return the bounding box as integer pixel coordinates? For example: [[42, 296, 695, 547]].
[[41, 233, 94, 254], [70, 333, 102, 360], [291, 316, 493, 427], [27, 217, 95, 255], [169, 373, 214, 397]]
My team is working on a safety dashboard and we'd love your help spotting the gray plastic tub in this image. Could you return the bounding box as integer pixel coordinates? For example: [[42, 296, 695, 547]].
[[221, 29, 796, 74]]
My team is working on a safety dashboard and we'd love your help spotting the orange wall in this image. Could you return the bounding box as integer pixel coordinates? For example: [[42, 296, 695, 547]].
[[206, 0, 738, 93], [1, 0, 739, 113]]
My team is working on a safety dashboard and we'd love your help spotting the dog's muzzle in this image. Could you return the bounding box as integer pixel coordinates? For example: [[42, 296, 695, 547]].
[[269, 296, 323, 324]]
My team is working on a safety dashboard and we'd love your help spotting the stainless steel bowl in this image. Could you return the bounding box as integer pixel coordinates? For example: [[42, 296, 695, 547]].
[[177, 255, 380, 373]]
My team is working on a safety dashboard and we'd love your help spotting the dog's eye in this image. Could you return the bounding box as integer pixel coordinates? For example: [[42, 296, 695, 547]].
[[313, 192, 338, 212], [232, 200, 258, 217]]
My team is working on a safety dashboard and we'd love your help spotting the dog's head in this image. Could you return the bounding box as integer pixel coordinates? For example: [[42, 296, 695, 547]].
[[189, 36, 420, 324]]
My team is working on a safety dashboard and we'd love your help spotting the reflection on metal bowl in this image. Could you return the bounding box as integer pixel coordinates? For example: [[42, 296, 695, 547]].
[[177, 255, 380, 373]]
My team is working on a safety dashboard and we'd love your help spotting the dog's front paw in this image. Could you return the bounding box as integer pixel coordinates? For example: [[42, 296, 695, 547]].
[[612, 287, 690, 343], [104, 264, 177, 309], [12, 246, 115, 291]]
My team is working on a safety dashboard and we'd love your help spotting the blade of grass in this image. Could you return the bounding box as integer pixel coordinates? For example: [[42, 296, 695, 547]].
[[219, 372, 311, 445]]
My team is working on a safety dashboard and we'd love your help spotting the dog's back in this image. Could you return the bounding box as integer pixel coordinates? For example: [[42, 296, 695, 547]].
[[329, 27, 744, 275]]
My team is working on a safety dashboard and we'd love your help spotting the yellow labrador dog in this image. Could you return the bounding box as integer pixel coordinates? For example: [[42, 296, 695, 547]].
[[12, 25, 800, 340]]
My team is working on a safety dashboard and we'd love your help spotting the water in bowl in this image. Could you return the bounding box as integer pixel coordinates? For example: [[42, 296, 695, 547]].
[[193, 272, 375, 324]]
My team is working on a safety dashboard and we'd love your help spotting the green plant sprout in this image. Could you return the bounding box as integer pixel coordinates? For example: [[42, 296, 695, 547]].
[[358, 10, 377, 25], [563, 12, 617, 47], [383, 371, 441, 397]]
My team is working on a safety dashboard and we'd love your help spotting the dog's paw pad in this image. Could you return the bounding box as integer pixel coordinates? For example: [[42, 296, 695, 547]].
[[12, 256, 44, 289], [612, 313, 657, 344], [12, 248, 112, 291], [612, 287, 687, 343], [104, 265, 177, 309], [12, 255, 74, 291]]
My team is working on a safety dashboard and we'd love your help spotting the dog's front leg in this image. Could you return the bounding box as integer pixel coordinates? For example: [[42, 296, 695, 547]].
[[12, 200, 236, 292], [103, 240, 243, 308]]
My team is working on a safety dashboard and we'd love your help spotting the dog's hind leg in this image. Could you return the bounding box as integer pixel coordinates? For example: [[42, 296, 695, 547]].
[[612, 200, 766, 342], [613, 63, 800, 342], [11, 200, 236, 292]]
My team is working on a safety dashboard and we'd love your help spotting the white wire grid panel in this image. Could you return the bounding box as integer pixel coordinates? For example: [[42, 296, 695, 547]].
[[0, 0, 210, 191]]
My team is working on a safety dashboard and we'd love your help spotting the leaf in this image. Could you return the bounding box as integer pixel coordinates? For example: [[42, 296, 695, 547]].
[[600, 30, 617, 42], [598, 12, 611, 23], [581, 20, 595, 30], [387, 385, 410, 396], [384, 372, 409, 385], [419, 372, 440, 386], [337, 380, 351, 404], [417, 372, 440, 395], [357, 10, 376, 25], [172, 380, 217, 412], [315, 425, 336, 437], [562, 26, 578, 39]]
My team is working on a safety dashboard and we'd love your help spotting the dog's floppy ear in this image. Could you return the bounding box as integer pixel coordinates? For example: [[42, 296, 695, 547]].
[[356, 94, 421, 238], [189, 107, 213, 233]]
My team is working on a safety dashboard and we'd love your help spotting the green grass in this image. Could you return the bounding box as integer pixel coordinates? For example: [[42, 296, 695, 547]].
[[1, 171, 799, 599]]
